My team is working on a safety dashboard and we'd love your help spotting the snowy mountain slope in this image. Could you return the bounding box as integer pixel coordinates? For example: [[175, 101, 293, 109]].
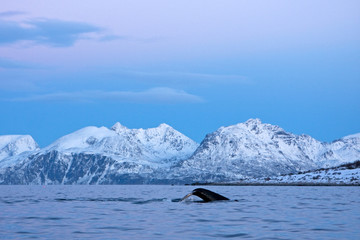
[[245, 161, 360, 185], [44, 122, 198, 164], [0, 135, 39, 167], [0, 151, 160, 184], [0, 119, 359, 184], [171, 119, 360, 182], [0, 123, 198, 184], [318, 133, 360, 167]]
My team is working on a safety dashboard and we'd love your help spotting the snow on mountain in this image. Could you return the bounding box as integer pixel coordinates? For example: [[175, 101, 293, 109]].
[[243, 161, 360, 185], [318, 133, 360, 167], [0, 123, 199, 184], [0, 135, 39, 167], [44, 126, 117, 153], [0, 119, 359, 184], [343, 133, 360, 140], [172, 119, 360, 182], [44, 122, 198, 164]]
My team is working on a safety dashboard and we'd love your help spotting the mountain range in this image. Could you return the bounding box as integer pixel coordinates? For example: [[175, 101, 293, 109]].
[[0, 119, 359, 184]]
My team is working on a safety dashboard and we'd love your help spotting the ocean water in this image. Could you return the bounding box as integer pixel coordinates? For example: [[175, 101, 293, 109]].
[[0, 185, 359, 240]]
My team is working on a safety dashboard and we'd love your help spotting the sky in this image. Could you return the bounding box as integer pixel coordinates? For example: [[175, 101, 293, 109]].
[[0, 0, 359, 147]]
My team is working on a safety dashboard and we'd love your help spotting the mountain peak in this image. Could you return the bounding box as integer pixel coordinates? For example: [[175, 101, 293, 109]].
[[343, 133, 360, 140], [157, 123, 172, 129], [111, 122, 128, 132], [0, 135, 39, 162], [245, 118, 262, 125]]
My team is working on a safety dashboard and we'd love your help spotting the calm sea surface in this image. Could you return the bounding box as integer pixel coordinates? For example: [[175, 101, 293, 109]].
[[0, 185, 359, 239]]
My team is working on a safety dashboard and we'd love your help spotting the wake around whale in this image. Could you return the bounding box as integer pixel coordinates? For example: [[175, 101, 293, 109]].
[[181, 188, 230, 202]]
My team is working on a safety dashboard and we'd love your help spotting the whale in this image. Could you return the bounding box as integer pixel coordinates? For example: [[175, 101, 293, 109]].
[[181, 188, 229, 202]]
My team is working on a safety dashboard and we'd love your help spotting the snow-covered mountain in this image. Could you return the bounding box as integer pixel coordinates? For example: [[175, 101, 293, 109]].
[[318, 133, 360, 167], [0, 119, 359, 184], [0, 135, 39, 167], [170, 119, 360, 182], [0, 123, 198, 184], [238, 161, 360, 185], [44, 122, 197, 164]]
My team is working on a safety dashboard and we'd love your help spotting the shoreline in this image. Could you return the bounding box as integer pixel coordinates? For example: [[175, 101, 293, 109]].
[[189, 182, 360, 187]]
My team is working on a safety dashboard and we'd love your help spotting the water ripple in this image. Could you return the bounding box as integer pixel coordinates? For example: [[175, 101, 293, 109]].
[[210, 232, 251, 238], [54, 197, 140, 202], [0, 185, 359, 239]]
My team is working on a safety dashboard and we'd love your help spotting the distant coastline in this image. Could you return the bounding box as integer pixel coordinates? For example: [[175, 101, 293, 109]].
[[189, 182, 360, 187]]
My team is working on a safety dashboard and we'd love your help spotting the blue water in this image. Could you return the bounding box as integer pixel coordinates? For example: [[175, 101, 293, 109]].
[[1, 185, 359, 239]]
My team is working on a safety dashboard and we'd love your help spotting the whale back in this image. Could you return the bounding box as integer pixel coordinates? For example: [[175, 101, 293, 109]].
[[191, 188, 229, 202]]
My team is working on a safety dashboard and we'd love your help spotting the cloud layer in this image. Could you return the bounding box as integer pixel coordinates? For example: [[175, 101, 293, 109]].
[[0, 18, 107, 47], [0, 11, 26, 17], [8, 87, 204, 104]]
